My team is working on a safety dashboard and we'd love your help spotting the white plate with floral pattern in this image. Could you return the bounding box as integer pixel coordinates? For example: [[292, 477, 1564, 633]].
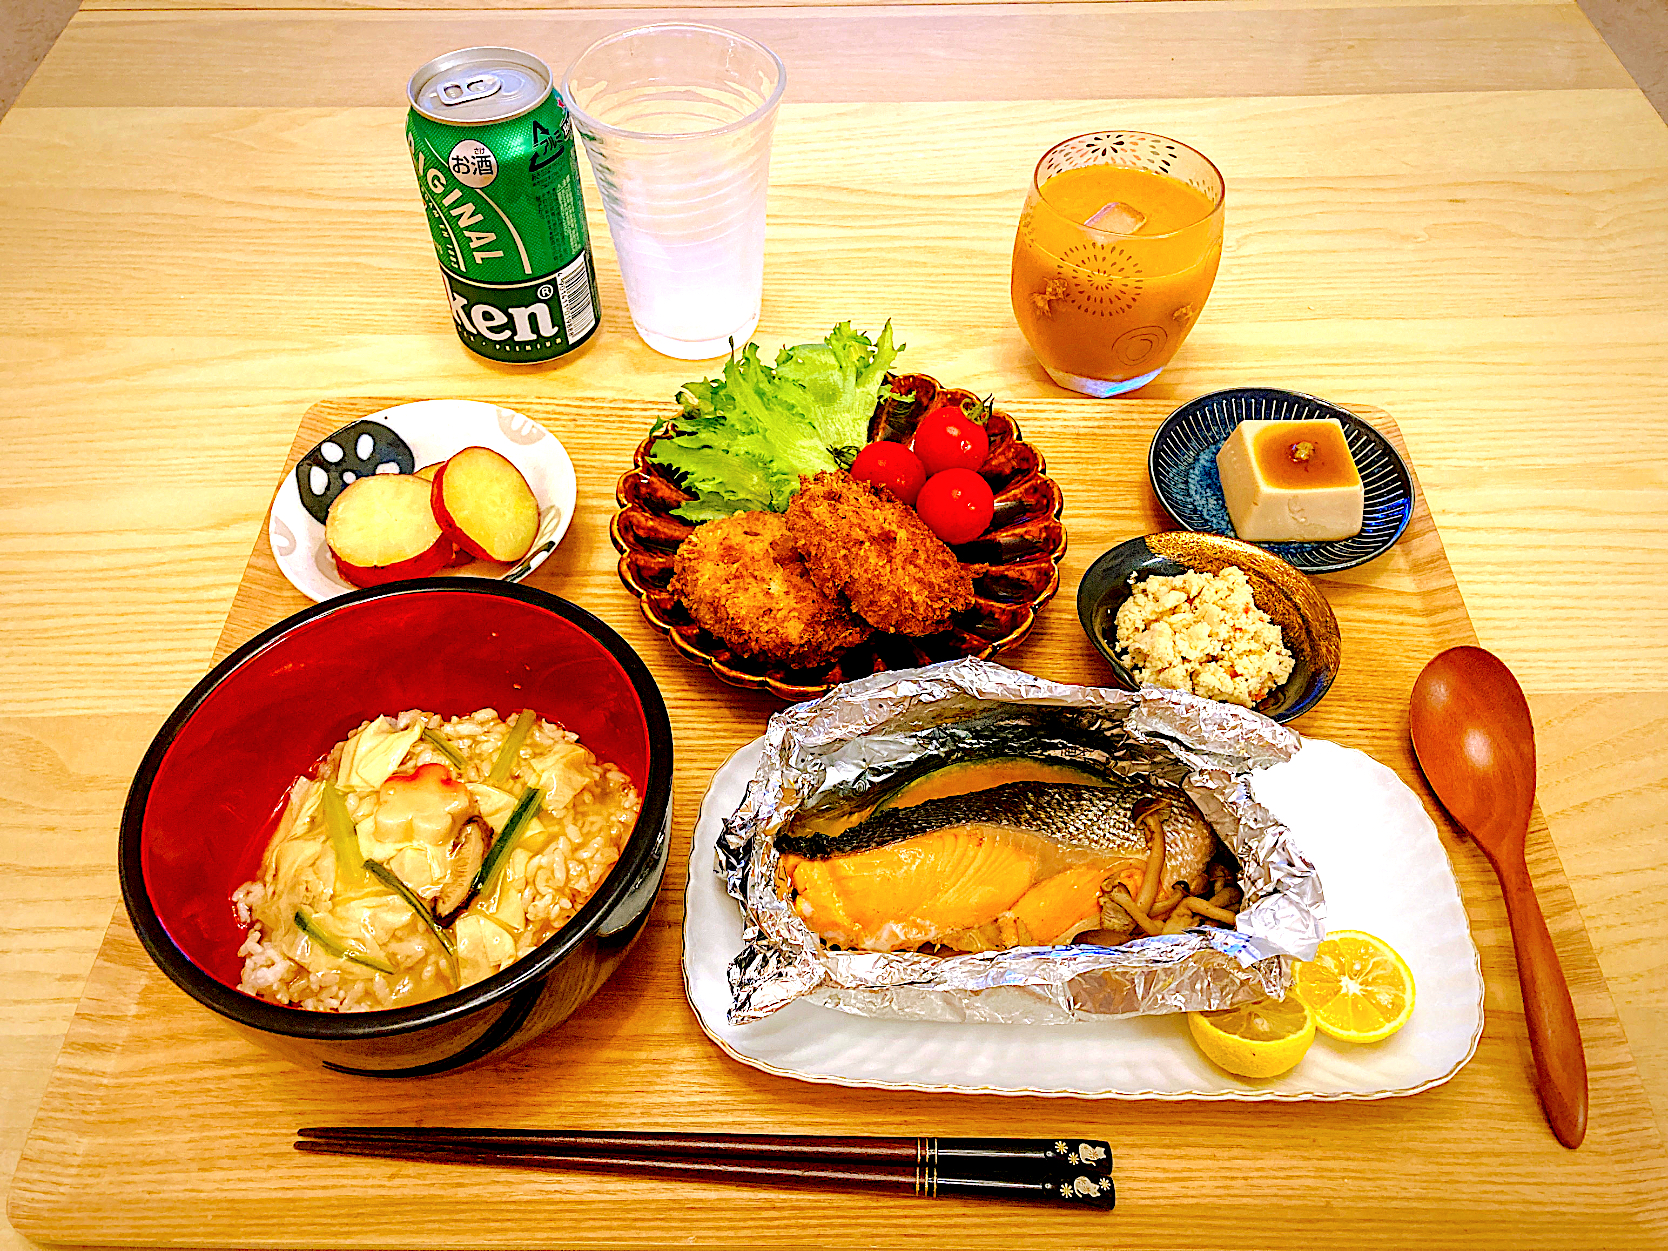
[[268, 399, 576, 603], [681, 736, 1485, 1099]]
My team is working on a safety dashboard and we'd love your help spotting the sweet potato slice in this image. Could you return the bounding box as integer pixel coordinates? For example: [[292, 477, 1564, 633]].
[[431, 447, 539, 563], [325, 473, 453, 587], [421, 464, 474, 566]]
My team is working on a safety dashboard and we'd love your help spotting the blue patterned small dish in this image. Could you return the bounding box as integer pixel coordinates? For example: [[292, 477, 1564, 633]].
[[1148, 388, 1414, 574]]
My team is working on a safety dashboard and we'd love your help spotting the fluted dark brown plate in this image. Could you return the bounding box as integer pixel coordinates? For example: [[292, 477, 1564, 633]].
[[611, 373, 1068, 701]]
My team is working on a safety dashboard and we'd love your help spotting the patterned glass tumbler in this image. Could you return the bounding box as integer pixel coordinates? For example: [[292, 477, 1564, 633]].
[[561, 24, 786, 359], [1011, 132, 1225, 396]]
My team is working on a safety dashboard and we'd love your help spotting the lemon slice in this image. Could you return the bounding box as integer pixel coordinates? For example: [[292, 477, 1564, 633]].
[[1187, 995, 1315, 1078], [1293, 930, 1416, 1044]]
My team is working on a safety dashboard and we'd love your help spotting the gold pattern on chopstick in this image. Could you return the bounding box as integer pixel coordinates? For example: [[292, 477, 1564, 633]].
[[913, 1136, 939, 1197]]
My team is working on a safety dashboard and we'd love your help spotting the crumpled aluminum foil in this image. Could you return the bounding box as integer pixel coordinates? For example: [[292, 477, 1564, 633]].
[[716, 657, 1327, 1025]]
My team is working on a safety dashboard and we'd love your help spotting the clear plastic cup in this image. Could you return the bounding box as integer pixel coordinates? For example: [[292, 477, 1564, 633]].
[[560, 24, 786, 359]]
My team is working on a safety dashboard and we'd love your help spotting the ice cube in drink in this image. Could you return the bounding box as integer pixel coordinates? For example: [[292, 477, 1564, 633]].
[[1085, 201, 1147, 232]]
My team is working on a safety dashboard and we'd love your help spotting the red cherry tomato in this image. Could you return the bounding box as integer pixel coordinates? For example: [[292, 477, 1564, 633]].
[[915, 468, 995, 545], [912, 406, 990, 476], [850, 440, 927, 506]]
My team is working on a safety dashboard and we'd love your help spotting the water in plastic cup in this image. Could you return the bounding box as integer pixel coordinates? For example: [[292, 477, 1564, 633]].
[[561, 24, 786, 359]]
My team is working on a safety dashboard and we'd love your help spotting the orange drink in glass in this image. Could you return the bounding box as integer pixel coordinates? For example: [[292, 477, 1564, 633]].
[[1011, 132, 1224, 396]]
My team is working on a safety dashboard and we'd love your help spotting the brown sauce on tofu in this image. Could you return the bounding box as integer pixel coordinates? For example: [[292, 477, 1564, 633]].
[[1252, 420, 1360, 490]]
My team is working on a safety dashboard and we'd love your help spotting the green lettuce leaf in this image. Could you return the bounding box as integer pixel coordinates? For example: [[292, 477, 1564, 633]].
[[649, 322, 903, 522], [700, 343, 839, 509], [773, 321, 902, 457], [650, 435, 777, 520]]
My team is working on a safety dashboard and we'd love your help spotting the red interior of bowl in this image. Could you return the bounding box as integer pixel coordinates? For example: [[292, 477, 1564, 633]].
[[139, 590, 651, 989]]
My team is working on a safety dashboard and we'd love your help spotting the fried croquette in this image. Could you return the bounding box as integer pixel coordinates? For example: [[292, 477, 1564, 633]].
[[670, 511, 872, 667], [785, 472, 976, 636]]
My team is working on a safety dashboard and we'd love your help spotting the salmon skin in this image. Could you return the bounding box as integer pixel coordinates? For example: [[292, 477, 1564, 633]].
[[777, 779, 1169, 862]]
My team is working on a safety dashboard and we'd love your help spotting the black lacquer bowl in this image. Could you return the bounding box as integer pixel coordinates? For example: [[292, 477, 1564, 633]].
[[119, 580, 673, 1077], [1077, 532, 1341, 723], [612, 373, 1068, 700]]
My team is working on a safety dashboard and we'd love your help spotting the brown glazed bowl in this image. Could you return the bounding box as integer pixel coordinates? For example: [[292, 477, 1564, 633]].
[[1076, 531, 1342, 723], [612, 373, 1068, 700]]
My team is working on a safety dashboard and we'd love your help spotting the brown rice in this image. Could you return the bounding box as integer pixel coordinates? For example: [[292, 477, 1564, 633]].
[[232, 707, 640, 1012]]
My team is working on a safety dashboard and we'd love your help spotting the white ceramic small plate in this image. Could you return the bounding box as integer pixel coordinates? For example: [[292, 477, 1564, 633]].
[[682, 737, 1485, 1100], [268, 400, 577, 603]]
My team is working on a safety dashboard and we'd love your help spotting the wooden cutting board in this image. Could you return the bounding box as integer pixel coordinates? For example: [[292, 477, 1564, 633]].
[[9, 397, 1666, 1248]]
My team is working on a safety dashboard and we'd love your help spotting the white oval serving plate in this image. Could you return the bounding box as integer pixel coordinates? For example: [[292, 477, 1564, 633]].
[[681, 737, 1484, 1100]]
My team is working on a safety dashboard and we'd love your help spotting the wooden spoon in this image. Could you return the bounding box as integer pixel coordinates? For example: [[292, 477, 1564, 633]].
[[1409, 646, 1587, 1148]]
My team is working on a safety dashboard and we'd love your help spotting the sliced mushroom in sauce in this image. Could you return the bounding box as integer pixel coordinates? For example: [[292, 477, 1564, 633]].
[[435, 816, 493, 925]]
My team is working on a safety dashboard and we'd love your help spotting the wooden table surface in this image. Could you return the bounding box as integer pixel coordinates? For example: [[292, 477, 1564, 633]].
[[3, 0, 1666, 1247]]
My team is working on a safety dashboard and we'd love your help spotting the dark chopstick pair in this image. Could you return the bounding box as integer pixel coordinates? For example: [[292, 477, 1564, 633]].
[[295, 1128, 1115, 1209]]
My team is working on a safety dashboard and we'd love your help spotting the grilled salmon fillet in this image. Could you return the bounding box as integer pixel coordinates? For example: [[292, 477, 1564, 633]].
[[777, 779, 1218, 952]]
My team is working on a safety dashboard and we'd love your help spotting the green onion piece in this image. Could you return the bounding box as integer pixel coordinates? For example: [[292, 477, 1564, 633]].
[[294, 909, 395, 975], [319, 780, 366, 892], [486, 709, 537, 787], [363, 859, 459, 987], [421, 727, 469, 774], [468, 785, 544, 900]]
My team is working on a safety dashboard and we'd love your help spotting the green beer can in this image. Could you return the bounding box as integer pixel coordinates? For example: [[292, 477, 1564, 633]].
[[406, 47, 600, 362]]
